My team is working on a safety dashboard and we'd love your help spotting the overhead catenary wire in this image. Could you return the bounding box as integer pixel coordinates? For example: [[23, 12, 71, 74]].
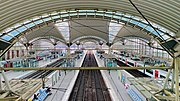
[[71, 20, 141, 45], [128, 0, 173, 57], [71, 20, 165, 51]]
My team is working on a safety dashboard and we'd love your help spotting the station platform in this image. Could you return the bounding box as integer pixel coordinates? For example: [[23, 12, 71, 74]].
[[44, 70, 76, 101], [93, 50, 132, 101], [45, 51, 87, 101], [44, 51, 133, 101], [1, 57, 62, 81]]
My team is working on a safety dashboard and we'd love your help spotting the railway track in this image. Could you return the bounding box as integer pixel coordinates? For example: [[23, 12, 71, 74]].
[[21, 59, 65, 79], [115, 59, 150, 77], [69, 53, 111, 101]]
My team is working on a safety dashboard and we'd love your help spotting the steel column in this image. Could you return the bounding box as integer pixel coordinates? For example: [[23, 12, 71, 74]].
[[175, 57, 179, 101], [171, 68, 175, 91], [1, 71, 11, 90], [108, 46, 110, 54], [163, 69, 171, 89], [67, 47, 70, 56]]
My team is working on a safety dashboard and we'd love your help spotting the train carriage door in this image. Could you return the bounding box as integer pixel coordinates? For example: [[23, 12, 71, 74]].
[[155, 70, 159, 78]]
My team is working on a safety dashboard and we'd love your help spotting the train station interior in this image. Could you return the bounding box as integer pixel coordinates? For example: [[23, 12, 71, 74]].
[[0, 0, 179, 101]]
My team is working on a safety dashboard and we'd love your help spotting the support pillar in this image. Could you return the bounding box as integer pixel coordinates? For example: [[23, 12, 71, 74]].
[[76, 41, 80, 51], [53, 43, 57, 58], [66, 42, 72, 56], [171, 53, 175, 92], [171, 69, 175, 91], [67, 47, 70, 56], [82, 44, 84, 49], [175, 57, 179, 101], [108, 46, 111, 55], [25, 46, 29, 56], [106, 42, 112, 55], [163, 69, 171, 89], [1, 71, 11, 90], [99, 41, 103, 51], [29, 43, 33, 51], [24, 43, 30, 57]]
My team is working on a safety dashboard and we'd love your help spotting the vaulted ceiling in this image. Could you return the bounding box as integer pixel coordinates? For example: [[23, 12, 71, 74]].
[[0, 0, 179, 57]]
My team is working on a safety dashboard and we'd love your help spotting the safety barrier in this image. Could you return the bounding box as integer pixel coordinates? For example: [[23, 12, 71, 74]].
[[52, 71, 60, 86]]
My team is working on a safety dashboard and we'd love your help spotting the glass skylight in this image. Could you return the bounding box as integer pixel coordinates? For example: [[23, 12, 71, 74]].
[[168, 32, 176, 36], [79, 10, 95, 12], [55, 22, 70, 42], [151, 23, 161, 29], [43, 17, 51, 21], [52, 15, 60, 19], [0, 9, 175, 43], [9, 30, 19, 37], [34, 20, 43, 25], [122, 17, 129, 21], [68, 10, 76, 13], [61, 13, 69, 18], [87, 12, 95, 16], [1, 35, 13, 41], [16, 26, 27, 33], [70, 13, 78, 16], [25, 22, 35, 28], [138, 23, 146, 28], [162, 34, 170, 40], [145, 26, 154, 32], [152, 30, 164, 36], [109, 22, 123, 43], [133, 16, 141, 21], [124, 14, 132, 18], [113, 15, 121, 19], [130, 20, 139, 25]]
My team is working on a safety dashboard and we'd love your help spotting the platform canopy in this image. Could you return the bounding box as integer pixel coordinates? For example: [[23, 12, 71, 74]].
[[0, 0, 179, 57]]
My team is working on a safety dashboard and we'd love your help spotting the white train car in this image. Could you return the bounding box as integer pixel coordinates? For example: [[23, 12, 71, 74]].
[[113, 51, 178, 79]]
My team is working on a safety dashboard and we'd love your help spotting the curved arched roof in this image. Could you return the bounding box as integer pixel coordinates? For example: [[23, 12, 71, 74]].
[[72, 36, 107, 44], [0, 0, 179, 57], [0, 0, 179, 33]]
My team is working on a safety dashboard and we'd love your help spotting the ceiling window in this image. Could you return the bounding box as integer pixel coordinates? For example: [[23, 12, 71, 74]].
[[109, 22, 123, 43], [55, 22, 70, 42]]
